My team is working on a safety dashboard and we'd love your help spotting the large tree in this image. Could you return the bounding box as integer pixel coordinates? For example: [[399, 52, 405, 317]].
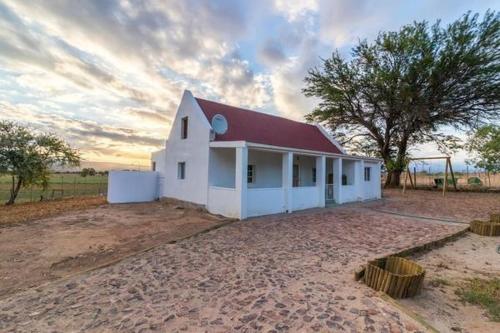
[[465, 124, 500, 186], [0, 121, 80, 205], [304, 11, 499, 187]]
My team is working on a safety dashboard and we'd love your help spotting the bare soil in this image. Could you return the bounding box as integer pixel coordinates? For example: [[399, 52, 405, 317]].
[[0, 199, 466, 332], [373, 189, 500, 222], [0, 190, 498, 332], [0, 196, 107, 225], [402, 233, 500, 333], [0, 200, 228, 297]]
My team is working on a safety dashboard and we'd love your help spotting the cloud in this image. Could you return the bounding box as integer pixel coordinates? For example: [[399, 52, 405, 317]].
[[257, 39, 287, 66], [0, 0, 273, 164], [124, 107, 171, 124], [0, 101, 164, 164], [269, 38, 322, 121], [0, 0, 492, 166], [273, 0, 318, 22]]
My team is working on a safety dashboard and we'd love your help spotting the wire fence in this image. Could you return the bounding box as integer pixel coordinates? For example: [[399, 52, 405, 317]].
[[382, 171, 500, 189], [0, 173, 108, 204]]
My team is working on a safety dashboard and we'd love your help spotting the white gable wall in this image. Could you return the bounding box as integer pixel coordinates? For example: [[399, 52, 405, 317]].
[[163, 90, 212, 205]]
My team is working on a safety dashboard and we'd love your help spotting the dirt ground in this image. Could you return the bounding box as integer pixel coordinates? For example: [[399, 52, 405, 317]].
[[372, 189, 500, 222], [0, 200, 229, 297], [0, 190, 498, 332], [402, 233, 500, 333], [0, 196, 107, 225]]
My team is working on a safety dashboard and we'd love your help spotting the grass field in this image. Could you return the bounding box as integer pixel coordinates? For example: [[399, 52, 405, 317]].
[[0, 173, 108, 204]]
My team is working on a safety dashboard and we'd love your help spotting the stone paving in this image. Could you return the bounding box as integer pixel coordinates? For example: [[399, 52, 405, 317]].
[[0, 206, 465, 332]]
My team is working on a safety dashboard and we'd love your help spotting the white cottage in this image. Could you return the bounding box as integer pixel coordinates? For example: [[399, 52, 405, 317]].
[[152, 90, 381, 219]]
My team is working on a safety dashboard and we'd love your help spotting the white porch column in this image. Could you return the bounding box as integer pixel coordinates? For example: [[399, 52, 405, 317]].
[[316, 155, 326, 207], [282, 152, 293, 213], [235, 146, 248, 219], [357, 160, 365, 200], [333, 158, 343, 204]]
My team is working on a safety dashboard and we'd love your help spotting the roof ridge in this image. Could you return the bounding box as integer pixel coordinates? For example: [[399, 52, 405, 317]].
[[194, 97, 316, 128]]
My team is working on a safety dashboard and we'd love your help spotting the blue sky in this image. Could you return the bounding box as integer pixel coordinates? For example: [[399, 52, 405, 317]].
[[0, 0, 498, 169]]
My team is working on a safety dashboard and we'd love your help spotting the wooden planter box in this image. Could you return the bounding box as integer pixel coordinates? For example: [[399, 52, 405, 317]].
[[364, 256, 425, 298], [490, 213, 500, 223], [470, 219, 500, 236]]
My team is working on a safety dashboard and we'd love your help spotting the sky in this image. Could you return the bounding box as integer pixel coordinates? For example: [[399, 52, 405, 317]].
[[0, 0, 498, 170]]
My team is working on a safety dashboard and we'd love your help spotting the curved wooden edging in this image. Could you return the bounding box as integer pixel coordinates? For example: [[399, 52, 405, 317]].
[[470, 220, 500, 236], [354, 227, 469, 281], [365, 256, 425, 298]]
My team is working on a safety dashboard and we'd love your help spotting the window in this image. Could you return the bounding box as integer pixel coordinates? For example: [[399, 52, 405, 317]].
[[247, 165, 255, 183], [181, 116, 188, 139], [152, 161, 156, 171], [312, 168, 316, 183], [342, 174, 347, 185], [177, 162, 186, 179], [293, 164, 299, 187], [364, 167, 371, 181]]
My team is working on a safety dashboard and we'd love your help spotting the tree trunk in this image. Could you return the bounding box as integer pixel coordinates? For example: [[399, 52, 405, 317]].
[[384, 170, 403, 188], [6, 176, 22, 205]]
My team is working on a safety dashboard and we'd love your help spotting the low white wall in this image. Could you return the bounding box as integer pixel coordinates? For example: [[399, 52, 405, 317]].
[[341, 184, 359, 203], [247, 187, 285, 217], [108, 171, 159, 203], [151, 148, 167, 197], [291, 186, 319, 211], [207, 186, 240, 218]]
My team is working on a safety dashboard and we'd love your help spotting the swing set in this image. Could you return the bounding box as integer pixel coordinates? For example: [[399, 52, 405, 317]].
[[402, 156, 457, 196]]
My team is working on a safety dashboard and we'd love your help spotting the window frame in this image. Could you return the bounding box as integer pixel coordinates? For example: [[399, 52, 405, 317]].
[[181, 116, 188, 139], [364, 166, 371, 182], [247, 164, 255, 184], [177, 162, 186, 180]]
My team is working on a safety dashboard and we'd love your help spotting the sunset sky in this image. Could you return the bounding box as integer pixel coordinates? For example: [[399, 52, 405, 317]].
[[0, 1, 497, 169]]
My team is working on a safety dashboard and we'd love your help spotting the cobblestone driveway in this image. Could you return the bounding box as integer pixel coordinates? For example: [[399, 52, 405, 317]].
[[0, 206, 465, 332]]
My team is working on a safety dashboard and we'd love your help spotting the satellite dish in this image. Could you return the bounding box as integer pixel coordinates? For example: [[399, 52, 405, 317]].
[[211, 114, 228, 135]]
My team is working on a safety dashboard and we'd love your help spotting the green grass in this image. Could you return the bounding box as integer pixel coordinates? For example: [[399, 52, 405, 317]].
[[456, 278, 500, 321], [0, 173, 108, 203]]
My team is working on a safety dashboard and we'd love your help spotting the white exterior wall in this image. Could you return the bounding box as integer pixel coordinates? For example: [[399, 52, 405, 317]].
[[333, 158, 342, 203], [291, 186, 319, 211], [108, 171, 158, 203], [151, 148, 166, 197], [207, 186, 239, 218], [209, 148, 236, 188], [295, 155, 316, 187], [363, 161, 382, 200], [163, 90, 212, 205], [341, 185, 358, 203], [248, 150, 282, 188], [235, 147, 248, 219], [247, 188, 285, 217]]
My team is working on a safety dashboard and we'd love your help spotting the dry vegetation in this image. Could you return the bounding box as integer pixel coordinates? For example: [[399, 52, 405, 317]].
[[0, 196, 107, 225], [457, 278, 500, 322], [403, 233, 500, 333]]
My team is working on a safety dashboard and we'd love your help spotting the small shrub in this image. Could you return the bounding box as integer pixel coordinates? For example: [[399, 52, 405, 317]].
[[456, 278, 500, 321]]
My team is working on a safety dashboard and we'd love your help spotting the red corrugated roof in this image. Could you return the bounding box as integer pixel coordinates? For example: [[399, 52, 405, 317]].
[[195, 98, 343, 154]]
